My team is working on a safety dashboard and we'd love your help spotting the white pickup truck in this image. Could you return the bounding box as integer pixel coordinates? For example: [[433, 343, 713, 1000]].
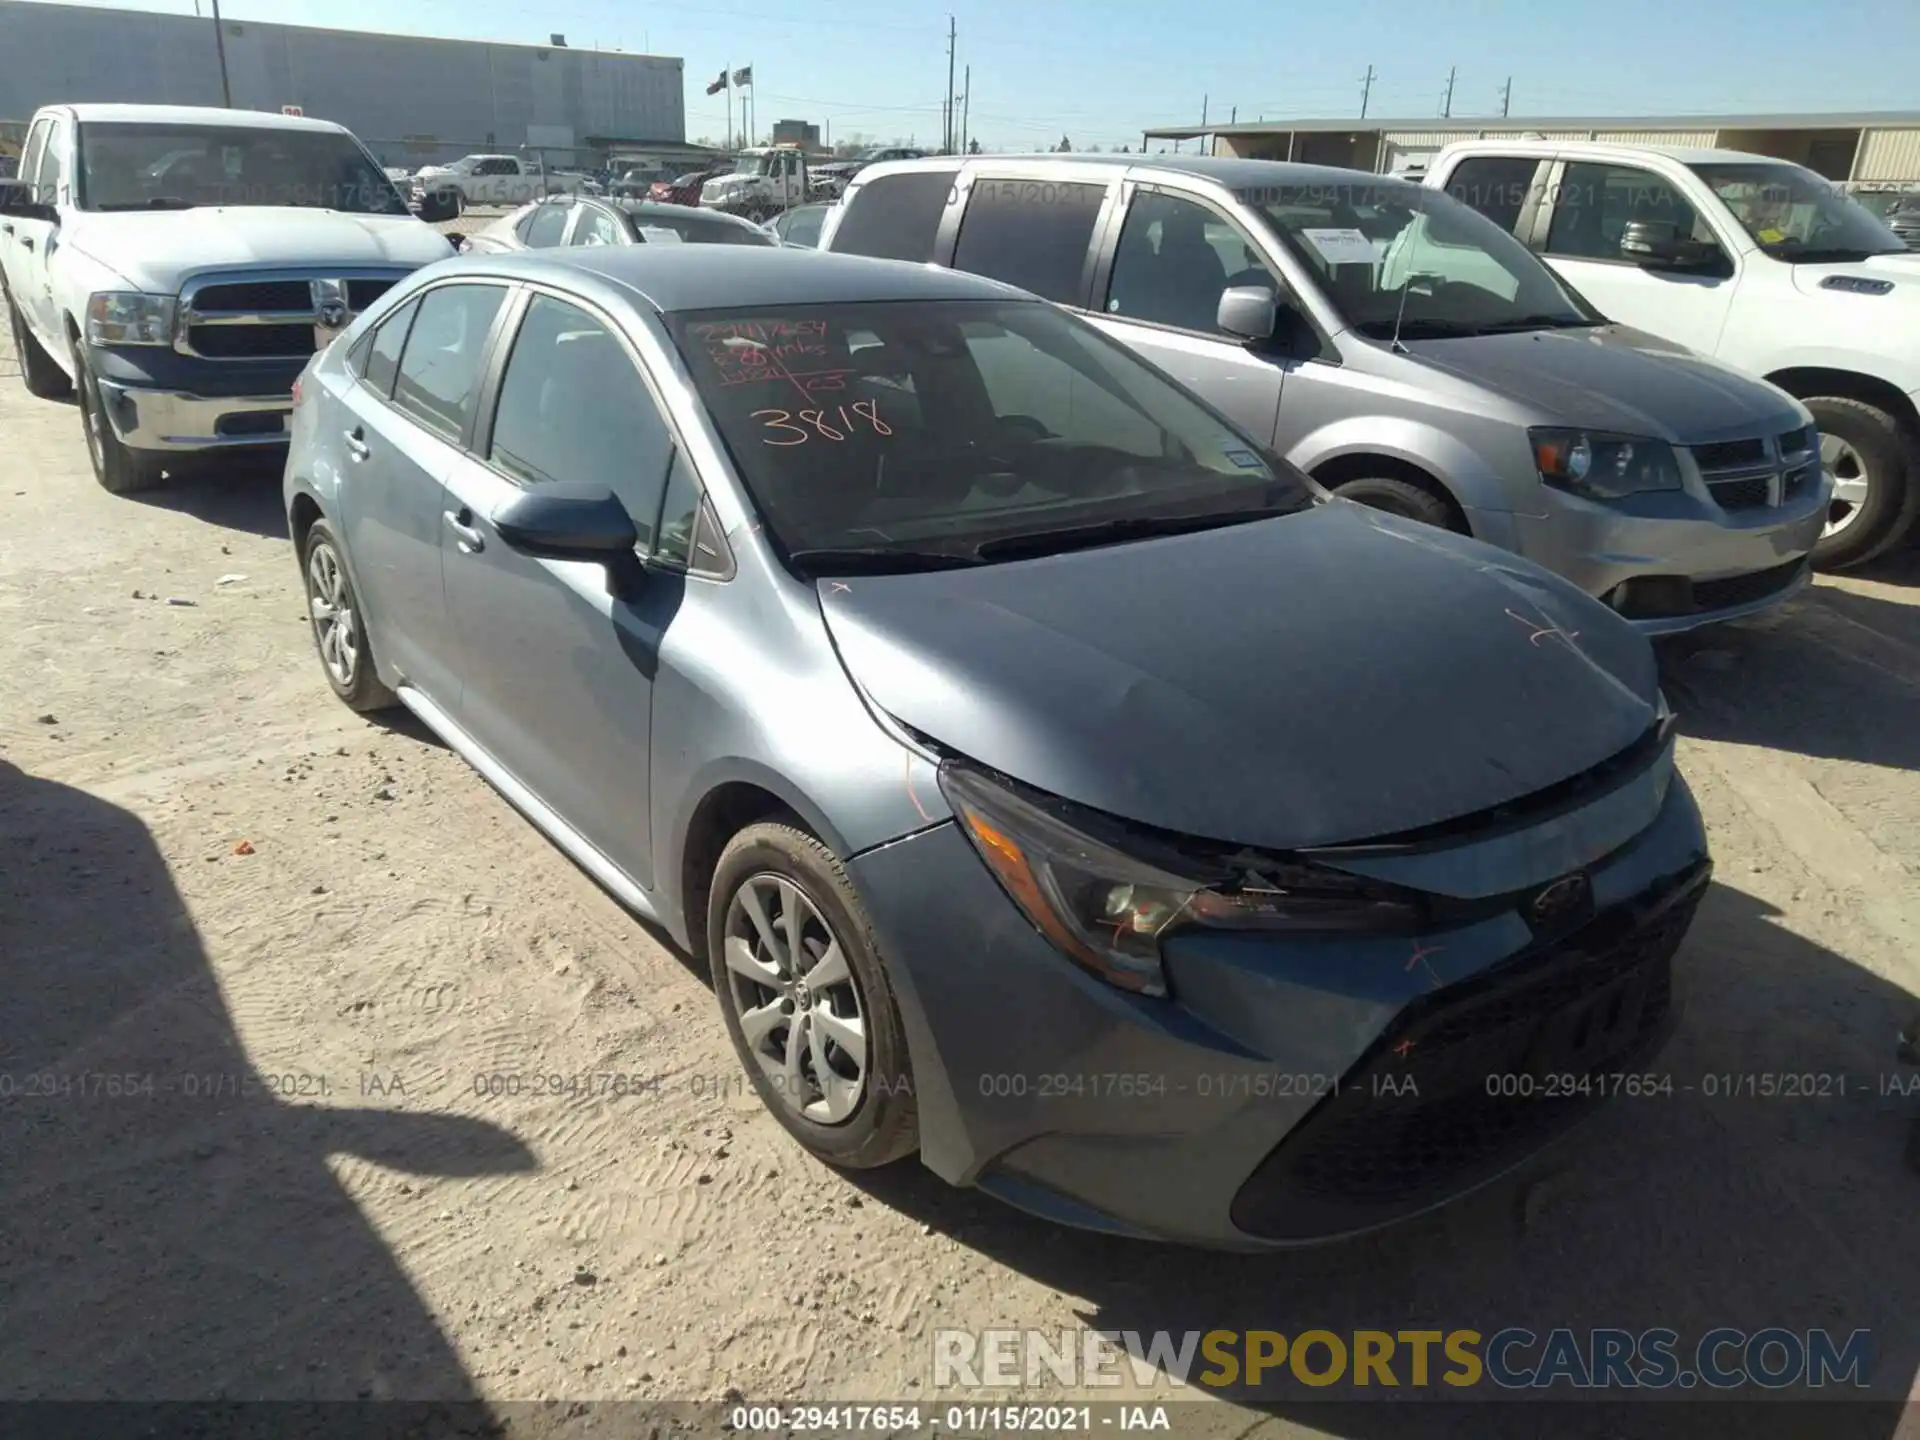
[[1427, 139, 1920, 568], [699, 145, 821, 220], [410, 153, 583, 219], [0, 103, 452, 493]]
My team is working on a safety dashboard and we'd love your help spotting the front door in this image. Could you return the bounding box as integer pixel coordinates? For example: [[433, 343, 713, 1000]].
[[337, 282, 510, 709], [1535, 159, 1739, 358], [1086, 186, 1288, 447], [437, 289, 680, 887]]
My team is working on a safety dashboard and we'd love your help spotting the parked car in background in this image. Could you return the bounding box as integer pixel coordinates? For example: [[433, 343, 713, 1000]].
[[383, 165, 412, 185], [764, 201, 831, 248], [1430, 140, 1920, 568], [824, 153, 1827, 634], [650, 166, 728, 208], [462, 196, 777, 253], [411, 153, 583, 220], [700, 145, 818, 221], [0, 102, 448, 494], [284, 243, 1709, 1248], [611, 165, 670, 199]]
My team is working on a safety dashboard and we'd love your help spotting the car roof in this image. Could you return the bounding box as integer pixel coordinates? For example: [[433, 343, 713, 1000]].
[[56, 103, 349, 134], [451, 245, 1029, 313], [856, 151, 1420, 193], [1437, 138, 1794, 167]]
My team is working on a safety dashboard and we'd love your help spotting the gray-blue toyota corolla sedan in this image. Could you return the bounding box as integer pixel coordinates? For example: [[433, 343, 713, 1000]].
[[285, 245, 1711, 1248]]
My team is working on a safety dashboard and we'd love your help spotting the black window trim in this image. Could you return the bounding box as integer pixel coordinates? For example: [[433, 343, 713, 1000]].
[[1095, 178, 1338, 364], [947, 169, 1117, 311], [373, 277, 516, 449]]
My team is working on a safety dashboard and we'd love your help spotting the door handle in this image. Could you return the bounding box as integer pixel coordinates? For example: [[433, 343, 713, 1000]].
[[20, 235, 33, 251], [444, 507, 486, 553], [1, 223, 12, 235], [343, 426, 370, 460]]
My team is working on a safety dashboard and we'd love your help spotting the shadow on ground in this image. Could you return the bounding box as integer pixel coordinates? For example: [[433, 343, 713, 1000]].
[[848, 879, 1919, 1439], [127, 450, 290, 540], [0, 759, 536, 1413]]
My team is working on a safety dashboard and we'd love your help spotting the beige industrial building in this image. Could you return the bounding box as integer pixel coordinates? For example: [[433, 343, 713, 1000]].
[[1142, 112, 1920, 187]]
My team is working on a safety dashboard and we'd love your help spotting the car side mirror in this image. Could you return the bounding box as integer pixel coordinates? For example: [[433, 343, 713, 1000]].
[[1620, 219, 1721, 271], [1217, 285, 1279, 341], [492, 484, 645, 594], [0, 179, 56, 223]]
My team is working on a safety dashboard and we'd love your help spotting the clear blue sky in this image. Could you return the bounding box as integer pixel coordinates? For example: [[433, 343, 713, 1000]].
[[24, 0, 1920, 151]]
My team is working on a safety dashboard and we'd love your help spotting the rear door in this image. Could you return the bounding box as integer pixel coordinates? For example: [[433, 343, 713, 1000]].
[[337, 281, 511, 709], [1085, 182, 1291, 446], [1, 116, 50, 327], [436, 288, 682, 887], [15, 115, 66, 344]]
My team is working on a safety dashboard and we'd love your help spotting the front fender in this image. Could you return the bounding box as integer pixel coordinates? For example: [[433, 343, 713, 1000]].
[[1286, 413, 1541, 519]]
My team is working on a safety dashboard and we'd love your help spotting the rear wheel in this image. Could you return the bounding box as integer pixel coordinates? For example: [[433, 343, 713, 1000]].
[[6, 289, 71, 398], [1330, 475, 1460, 531], [708, 822, 918, 1169], [1806, 396, 1919, 569], [71, 340, 165, 494]]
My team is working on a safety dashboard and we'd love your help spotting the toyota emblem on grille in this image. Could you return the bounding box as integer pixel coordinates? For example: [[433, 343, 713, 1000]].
[[1530, 872, 1591, 926]]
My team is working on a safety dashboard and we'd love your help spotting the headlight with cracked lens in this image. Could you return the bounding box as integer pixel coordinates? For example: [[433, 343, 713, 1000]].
[[1530, 428, 1682, 500], [86, 292, 177, 347], [938, 763, 1422, 998]]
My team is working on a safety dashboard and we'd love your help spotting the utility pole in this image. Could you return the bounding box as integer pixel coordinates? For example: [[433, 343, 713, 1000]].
[[1499, 76, 1512, 117], [1360, 64, 1374, 119], [943, 16, 956, 153], [1441, 65, 1456, 119], [209, 0, 232, 107], [1200, 93, 1208, 128], [1229, 105, 1236, 124], [961, 64, 970, 153]]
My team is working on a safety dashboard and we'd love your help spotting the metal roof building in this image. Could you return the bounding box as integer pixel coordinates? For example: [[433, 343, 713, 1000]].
[[1141, 111, 1920, 185], [0, 0, 688, 168]]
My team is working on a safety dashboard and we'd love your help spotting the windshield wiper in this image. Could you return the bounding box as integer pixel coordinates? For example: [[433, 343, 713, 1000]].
[[1467, 314, 1604, 334], [788, 546, 983, 575], [1358, 317, 1482, 340], [95, 197, 198, 211], [972, 509, 1275, 562]]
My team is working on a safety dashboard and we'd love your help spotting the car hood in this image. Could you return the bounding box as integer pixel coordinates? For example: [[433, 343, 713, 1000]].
[[66, 208, 453, 291], [1789, 249, 1920, 296], [818, 503, 1659, 851], [1403, 323, 1802, 444]]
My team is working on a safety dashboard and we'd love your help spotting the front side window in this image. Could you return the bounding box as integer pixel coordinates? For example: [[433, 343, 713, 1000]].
[[1443, 156, 1544, 235], [361, 297, 419, 397], [831, 170, 957, 262], [522, 200, 572, 246], [667, 299, 1311, 569], [391, 284, 507, 442], [952, 178, 1106, 305], [1690, 161, 1904, 262], [73, 122, 407, 214], [1246, 180, 1597, 339], [1544, 163, 1716, 263], [486, 294, 672, 536], [1106, 190, 1281, 335]]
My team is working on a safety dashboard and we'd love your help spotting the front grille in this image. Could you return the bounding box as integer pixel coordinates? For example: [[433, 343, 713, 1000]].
[[348, 279, 396, 309], [1230, 873, 1706, 1241], [194, 280, 313, 312], [1693, 558, 1807, 611], [1690, 437, 1766, 470], [190, 324, 317, 359], [1709, 476, 1770, 510]]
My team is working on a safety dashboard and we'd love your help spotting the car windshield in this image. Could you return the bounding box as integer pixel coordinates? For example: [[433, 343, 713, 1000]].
[[1689, 162, 1904, 261], [75, 122, 407, 213], [668, 299, 1314, 572], [1246, 181, 1599, 339]]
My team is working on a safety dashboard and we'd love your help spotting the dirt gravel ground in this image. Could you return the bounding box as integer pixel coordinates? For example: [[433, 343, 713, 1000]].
[[3, 307, 1920, 1440]]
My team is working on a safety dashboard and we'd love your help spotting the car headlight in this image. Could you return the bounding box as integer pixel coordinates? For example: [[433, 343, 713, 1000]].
[[86, 291, 177, 347], [1529, 428, 1682, 500], [938, 763, 1422, 998]]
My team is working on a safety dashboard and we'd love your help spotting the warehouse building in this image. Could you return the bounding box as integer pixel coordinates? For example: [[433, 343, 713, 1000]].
[[0, 0, 689, 170], [1142, 111, 1920, 187]]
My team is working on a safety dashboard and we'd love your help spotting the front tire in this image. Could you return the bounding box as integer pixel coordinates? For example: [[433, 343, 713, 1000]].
[[1330, 474, 1460, 531], [71, 341, 165, 494], [1806, 396, 1919, 570], [708, 822, 918, 1169], [6, 289, 71, 398], [301, 519, 397, 712]]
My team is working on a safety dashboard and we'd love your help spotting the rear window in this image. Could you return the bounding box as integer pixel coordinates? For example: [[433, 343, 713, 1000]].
[[830, 170, 957, 263]]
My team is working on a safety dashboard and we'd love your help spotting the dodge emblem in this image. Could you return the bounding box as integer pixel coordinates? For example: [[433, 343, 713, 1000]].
[[1530, 872, 1591, 927], [311, 279, 351, 340]]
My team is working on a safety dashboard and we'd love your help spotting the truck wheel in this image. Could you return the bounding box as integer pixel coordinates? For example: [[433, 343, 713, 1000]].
[[71, 340, 165, 495], [1329, 475, 1461, 532], [1806, 396, 1920, 570], [6, 289, 72, 399]]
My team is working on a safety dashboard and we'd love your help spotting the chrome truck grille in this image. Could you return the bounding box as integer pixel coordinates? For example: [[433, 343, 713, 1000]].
[[1689, 425, 1821, 512], [173, 271, 410, 361]]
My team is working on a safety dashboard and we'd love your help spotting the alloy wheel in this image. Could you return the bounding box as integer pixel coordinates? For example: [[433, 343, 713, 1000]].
[[1821, 432, 1871, 540], [723, 873, 868, 1124], [306, 542, 360, 688]]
